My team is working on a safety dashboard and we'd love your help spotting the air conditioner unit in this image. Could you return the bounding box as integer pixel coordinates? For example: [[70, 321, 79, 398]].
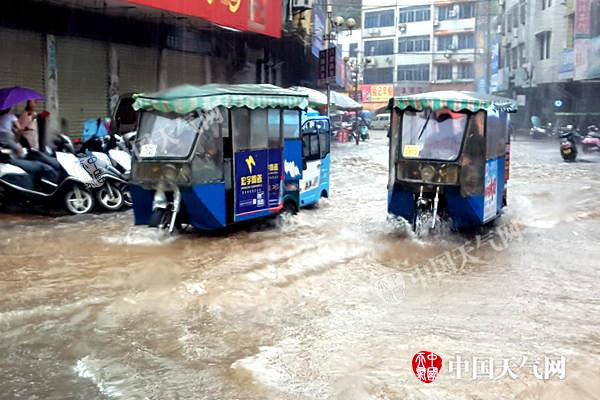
[[433, 19, 440, 27], [497, 25, 503, 34], [513, 30, 518, 38], [449, 10, 457, 18], [399, 24, 407, 33]]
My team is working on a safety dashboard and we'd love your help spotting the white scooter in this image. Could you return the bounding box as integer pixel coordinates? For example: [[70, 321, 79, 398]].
[[0, 148, 95, 214]]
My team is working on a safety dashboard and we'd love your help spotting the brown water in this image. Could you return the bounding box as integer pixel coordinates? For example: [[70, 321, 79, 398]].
[[1, 132, 599, 399]]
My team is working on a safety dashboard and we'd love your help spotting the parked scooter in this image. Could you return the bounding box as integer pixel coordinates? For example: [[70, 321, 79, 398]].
[[0, 147, 95, 214], [530, 122, 553, 139], [581, 125, 600, 153], [78, 136, 131, 210]]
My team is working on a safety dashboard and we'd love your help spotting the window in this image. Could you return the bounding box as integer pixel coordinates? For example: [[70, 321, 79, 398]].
[[365, 39, 394, 56], [363, 67, 394, 84], [438, 5, 456, 21], [519, 44, 526, 65], [567, 14, 575, 48], [506, 12, 512, 33], [537, 31, 551, 60], [457, 34, 474, 50], [459, 3, 475, 19], [301, 120, 331, 158], [437, 35, 454, 51], [505, 47, 511, 68], [267, 109, 281, 148], [349, 43, 358, 58], [436, 64, 453, 80], [520, 2, 526, 24], [302, 132, 321, 161], [511, 47, 518, 69], [283, 110, 300, 138], [399, 6, 431, 23], [512, 6, 519, 27], [249, 109, 268, 149], [401, 109, 468, 161], [541, 0, 550, 10], [457, 63, 474, 79], [398, 36, 430, 53], [232, 108, 251, 149], [364, 10, 395, 28], [397, 64, 430, 81]]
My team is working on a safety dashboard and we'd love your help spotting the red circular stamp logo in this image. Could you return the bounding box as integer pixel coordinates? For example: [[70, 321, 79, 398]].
[[412, 351, 442, 383]]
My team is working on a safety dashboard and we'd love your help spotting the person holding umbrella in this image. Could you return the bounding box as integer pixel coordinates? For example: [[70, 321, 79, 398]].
[[0, 87, 59, 182], [18, 100, 39, 150]]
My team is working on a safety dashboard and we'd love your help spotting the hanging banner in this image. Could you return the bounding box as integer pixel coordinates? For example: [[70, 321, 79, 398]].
[[312, 6, 325, 57], [127, 0, 282, 38]]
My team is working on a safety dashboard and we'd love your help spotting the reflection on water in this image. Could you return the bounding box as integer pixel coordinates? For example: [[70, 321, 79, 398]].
[[0, 135, 599, 399]]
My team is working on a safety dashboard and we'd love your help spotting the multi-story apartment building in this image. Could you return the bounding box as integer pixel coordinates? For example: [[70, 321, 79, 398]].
[[489, 0, 600, 129], [361, 0, 479, 95]]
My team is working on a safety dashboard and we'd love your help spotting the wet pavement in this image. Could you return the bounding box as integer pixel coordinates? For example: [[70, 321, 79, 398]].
[[1, 131, 599, 399]]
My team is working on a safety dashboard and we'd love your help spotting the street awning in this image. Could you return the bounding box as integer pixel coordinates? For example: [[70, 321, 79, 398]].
[[288, 86, 328, 107], [133, 84, 309, 114], [389, 91, 517, 113], [330, 91, 361, 110]]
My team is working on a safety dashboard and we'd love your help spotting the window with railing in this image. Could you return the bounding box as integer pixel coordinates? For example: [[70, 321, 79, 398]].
[[437, 35, 454, 51], [457, 34, 474, 49], [364, 39, 394, 56], [438, 5, 455, 21], [365, 10, 395, 28], [459, 2, 475, 19], [457, 63, 474, 79], [436, 64, 453, 80], [397, 64, 430, 81], [363, 67, 394, 84], [398, 36, 430, 53], [399, 6, 431, 23], [537, 31, 551, 60], [349, 43, 358, 58]]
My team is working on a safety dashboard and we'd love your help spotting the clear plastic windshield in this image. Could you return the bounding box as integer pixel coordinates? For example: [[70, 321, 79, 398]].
[[401, 109, 468, 161], [136, 112, 201, 159]]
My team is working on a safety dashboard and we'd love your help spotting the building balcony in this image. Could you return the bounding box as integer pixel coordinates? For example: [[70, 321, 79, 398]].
[[434, 17, 475, 35]]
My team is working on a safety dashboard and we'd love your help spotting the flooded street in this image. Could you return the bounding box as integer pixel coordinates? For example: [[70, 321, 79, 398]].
[[1, 131, 599, 399]]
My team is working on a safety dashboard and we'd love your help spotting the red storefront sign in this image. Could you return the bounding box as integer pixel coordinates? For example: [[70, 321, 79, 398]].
[[127, 0, 282, 38]]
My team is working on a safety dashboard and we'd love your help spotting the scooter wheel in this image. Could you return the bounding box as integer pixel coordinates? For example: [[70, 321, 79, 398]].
[[96, 183, 124, 211], [120, 184, 133, 207], [64, 186, 95, 215]]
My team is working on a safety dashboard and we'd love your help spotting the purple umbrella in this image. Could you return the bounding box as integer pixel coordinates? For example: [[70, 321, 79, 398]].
[[0, 86, 45, 110]]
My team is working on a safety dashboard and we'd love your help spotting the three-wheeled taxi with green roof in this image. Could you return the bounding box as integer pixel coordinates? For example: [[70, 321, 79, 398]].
[[128, 84, 308, 232], [387, 91, 517, 232]]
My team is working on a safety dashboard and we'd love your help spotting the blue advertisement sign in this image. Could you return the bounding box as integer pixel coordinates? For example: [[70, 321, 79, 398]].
[[268, 149, 282, 208], [235, 149, 268, 216], [283, 139, 303, 181], [312, 6, 325, 58]]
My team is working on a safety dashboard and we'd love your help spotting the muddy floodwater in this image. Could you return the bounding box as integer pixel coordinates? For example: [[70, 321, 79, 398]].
[[1, 131, 599, 399]]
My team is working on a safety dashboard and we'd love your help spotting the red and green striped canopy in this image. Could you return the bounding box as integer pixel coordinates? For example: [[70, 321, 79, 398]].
[[389, 91, 517, 113]]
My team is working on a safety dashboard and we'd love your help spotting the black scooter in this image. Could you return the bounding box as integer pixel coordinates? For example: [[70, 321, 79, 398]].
[[559, 130, 578, 162]]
